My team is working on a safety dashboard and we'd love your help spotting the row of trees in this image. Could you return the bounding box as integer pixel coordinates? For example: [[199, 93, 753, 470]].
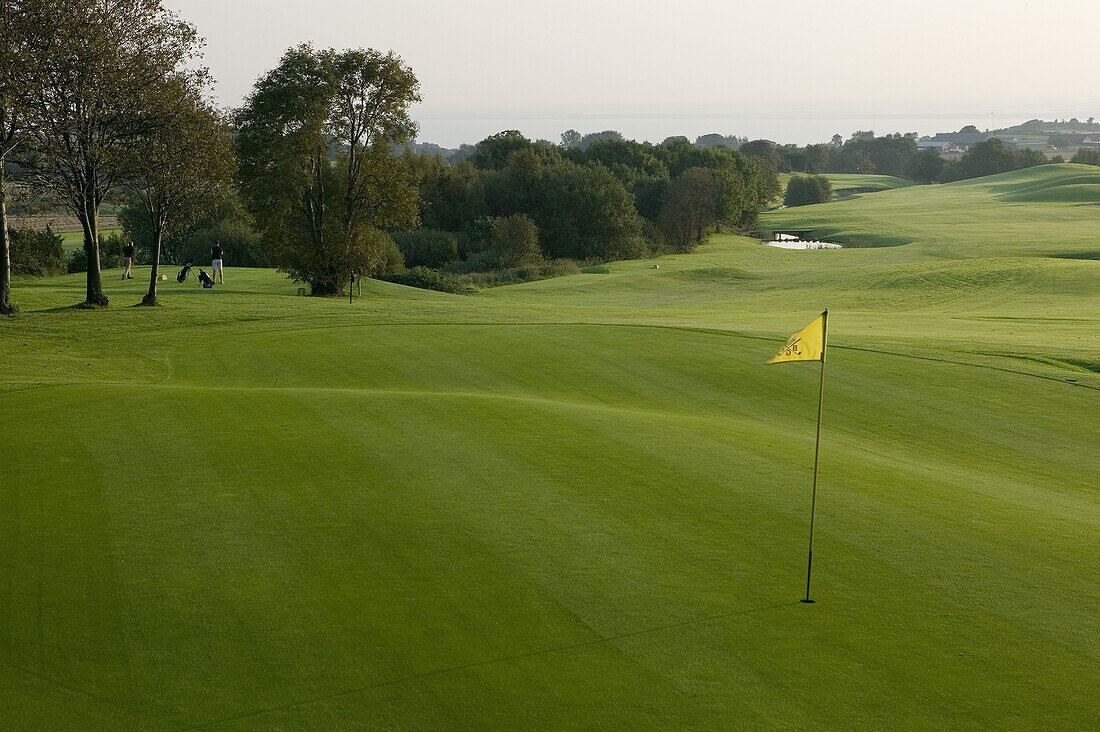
[[1, 1, 429, 310], [741, 133, 1072, 185], [1, 0, 233, 312], [741, 133, 919, 179], [3, 1, 772, 310], [398, 131, 777, 275]]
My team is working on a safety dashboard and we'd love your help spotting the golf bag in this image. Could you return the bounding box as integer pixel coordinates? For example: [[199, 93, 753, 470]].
[[198, 269, 214, 288], [177, 260, 193, 283]]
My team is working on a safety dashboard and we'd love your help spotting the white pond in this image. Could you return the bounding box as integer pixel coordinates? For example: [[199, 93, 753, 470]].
[[763, 240, 843, 250]]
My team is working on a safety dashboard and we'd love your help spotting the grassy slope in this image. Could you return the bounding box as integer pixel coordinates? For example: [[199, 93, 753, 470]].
[[1, 165, 1098, 727], [59, 228, 122, 253], [777, 173, 914, 199], [823, 172, 915, 190]]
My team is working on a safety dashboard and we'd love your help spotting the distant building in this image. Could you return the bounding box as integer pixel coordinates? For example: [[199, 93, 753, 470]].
[[916, 141, 959, 153], [927, 132, 1017, 151]]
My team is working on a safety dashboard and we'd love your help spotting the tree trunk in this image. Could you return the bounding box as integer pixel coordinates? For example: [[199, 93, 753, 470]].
[[0, 166, 12, 316], [142, 222, 162, 306], [80, 191, 108, 307]]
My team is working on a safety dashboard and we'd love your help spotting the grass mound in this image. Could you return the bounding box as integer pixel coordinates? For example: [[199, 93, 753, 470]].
[[994, 170, 1100, 202], [764, 164, 1100, 260]]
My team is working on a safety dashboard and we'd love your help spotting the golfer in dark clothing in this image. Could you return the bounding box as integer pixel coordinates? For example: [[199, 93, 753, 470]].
[[122, 241, 135, 279], [211, 241, 224, 284]]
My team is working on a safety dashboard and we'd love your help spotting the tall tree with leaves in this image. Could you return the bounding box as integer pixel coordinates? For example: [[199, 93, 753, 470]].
[[19, 0, 199, 306], [237, 45, 421, 295], [0, 0, 33, 314], [124, 74, 235, 305]]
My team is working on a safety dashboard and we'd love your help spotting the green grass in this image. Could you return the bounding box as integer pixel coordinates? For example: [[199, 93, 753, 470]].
[[58, 228, 122, 254], [776, 173, 914, 203], [821, 172, 916, 190], [766, 163, 1100, 255], [2, 165, 1098, 727]]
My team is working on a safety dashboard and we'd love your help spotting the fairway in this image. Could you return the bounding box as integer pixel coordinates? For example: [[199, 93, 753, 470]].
[[2, 166, 1098, 727]]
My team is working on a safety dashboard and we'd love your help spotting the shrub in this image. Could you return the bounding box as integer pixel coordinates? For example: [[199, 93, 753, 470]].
[[391, 228, 459, 269], [456, 259, 580, 288], [120, 195, 270, 268], [447, 214, 543, 272], [171, 221, 269, 269], [1072, 148, 1100, 166], [491, 213, 542, 268], [784, 175, 833, 206], [67, 230, 127, 273], [8, 227, 66, 277], [379, 266, 465, 293], [376, 234, 405, 275]]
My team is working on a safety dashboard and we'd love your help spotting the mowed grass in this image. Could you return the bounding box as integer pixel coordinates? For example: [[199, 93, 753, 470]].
[[56, 228, 123, 253], [2, 165, 1098, 727], [822, 172, 915, 190], [766, 163, 1100, 256], [776, 173, 914, 202]]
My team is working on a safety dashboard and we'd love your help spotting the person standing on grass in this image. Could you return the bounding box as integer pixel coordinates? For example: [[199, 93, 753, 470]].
[[122, 240, 135, 279], [211, 240, 224, 284]]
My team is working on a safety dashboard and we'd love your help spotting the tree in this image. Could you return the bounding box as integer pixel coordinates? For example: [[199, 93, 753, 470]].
[[0, 0, 31, 314], [560, 129, 581, 148], [237, 45, 421, 295], [659, 168, 725, 250], [19, 0, 200, 306], [407, 153, 485, 231], [950, 138, 1018, 179], [124, 75, 235, 305], [470, 130, 532, 170], [905, 149, 944, 184], [121, 187, 267, 270], [784, 175, 832, 207], [490, 213, 541, 268], [577, 130, 624, 150], [567, 139, 668, 186], [837, 134, 917, 177], [828, 148, 875, 174], [1072, 148, 1100, 166], [391, 228, 458, 268], [804, 144, 829, 174], [695, 133, 745, 149], [536, 161, 644, 261]]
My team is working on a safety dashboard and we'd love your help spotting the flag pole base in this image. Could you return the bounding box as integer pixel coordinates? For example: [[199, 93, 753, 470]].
[[800, 599, 815, 604]]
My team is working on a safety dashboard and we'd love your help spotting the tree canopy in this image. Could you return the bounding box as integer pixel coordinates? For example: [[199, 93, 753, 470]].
[[236, 44, 420, 295], [17, 0, 201, 306]]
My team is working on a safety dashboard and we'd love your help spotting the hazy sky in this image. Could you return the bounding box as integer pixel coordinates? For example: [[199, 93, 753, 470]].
[[165, 0, 1099, 146]]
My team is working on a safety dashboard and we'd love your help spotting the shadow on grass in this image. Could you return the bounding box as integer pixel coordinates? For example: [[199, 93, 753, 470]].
[[1050, 251, 1100, 261], [819, 230, 913, 248], [36, 301, 110, 314]]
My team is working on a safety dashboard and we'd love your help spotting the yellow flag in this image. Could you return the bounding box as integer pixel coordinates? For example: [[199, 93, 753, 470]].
[[768, 311, 828, 364]]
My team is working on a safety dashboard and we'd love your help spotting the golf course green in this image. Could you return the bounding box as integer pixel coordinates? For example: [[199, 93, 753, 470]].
[[2, 165, 1097, 727]]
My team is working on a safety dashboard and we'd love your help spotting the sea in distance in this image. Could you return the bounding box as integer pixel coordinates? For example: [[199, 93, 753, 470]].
[[413, 104, 1056, 148]]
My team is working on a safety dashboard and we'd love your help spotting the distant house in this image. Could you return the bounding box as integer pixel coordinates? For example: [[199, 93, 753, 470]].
[[916, 141, 959, 153], [1054, 133, 1089, 146], [930, 132, 991, 150], [927, 132, 1017, 151], [1082, 136, 1100, 147]]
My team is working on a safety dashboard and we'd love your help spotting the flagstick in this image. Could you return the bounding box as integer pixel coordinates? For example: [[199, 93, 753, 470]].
[[802, 308, 828, 604]]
